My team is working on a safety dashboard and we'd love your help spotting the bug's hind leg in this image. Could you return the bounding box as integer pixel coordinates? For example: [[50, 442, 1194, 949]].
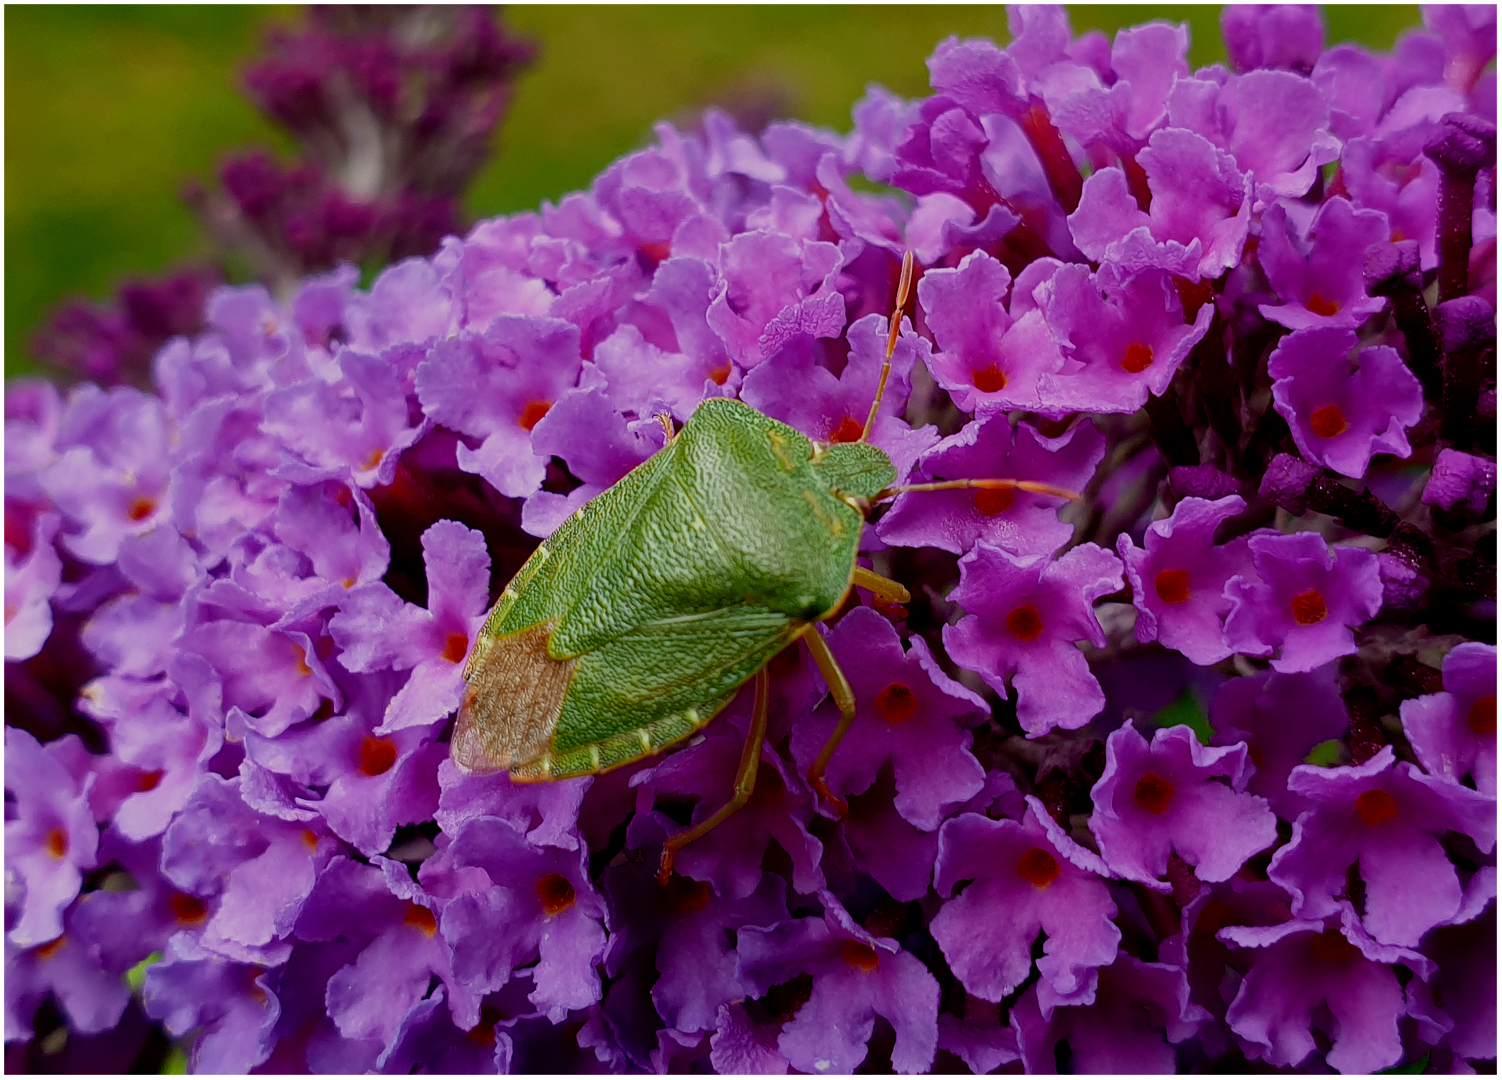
[[657, 668, 769, 885], [802, 626, 856, 818], [850, 565, 911, 608]]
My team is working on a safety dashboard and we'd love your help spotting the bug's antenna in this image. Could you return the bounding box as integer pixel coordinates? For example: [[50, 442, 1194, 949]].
[[873, 477, 1082, 503], [860, 249, 915, 444]]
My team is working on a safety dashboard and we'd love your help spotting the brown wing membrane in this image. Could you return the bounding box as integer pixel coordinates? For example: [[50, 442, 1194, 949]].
[[451, 621, 576, 774]]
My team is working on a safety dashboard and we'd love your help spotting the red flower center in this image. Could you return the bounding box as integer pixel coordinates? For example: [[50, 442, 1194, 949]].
[[170, 892, 209, 925], [971, 364, 1008, 393], [973, 487, 1014, 516], [45, 827, 68, 859], [536, 873, 576, 916], [1309, 928, 1359, 965], [1155, 568, 1190, 604], [127, 496, 158, 522], [517, 400, 552, 432], [404, 903, 438, 935], [1015, 847, 1061, 888], [1468, 695, 1497, 735], [875, 682, 918, 724], [1355, 788, 1399, 826], [1120, 341, 1154, 373], [1305, 292, 1341, 317], [827, 416, 864, 444], [359, 736, 398, 777], [442, 631, 470, 664], [1309, 404, 1349, 439], [1290, 588, 1328, 626], [1006, 604, 1044, 641], [1134, 772, 1175, 814], [664, 874, 712, 915], [841, 939, 881, 971]]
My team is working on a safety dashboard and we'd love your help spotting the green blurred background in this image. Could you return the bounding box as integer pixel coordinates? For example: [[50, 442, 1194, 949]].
[[5, 5, 1422, 378]]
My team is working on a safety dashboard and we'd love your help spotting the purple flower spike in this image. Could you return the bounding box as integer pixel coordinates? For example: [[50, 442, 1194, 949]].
[[944, 541, 1124, 736], [1257, 198, 1392, 330], [736, 905, 940, 1074], [1090, 722, 1279, 887], [1042, 263, 1213, 414], [5, 730, 98, 948], [1220, 907, 1425, 1073], [1268, 745, 1497, 947], [788, 607, 986, 830], [1119, 495, 1251, 665], [1223, 531, 1383, 673], [1400, 641, 1497, 795], [915, 250, 1065, 414], [931, 799, 1120, 1005], [1209, 666, 1350, 819], [879, 413, 1103, 559], [1269, 327, 1424, 478]]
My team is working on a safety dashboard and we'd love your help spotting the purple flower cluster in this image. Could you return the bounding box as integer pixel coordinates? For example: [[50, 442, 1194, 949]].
[[6, 6, 1496, 1073]]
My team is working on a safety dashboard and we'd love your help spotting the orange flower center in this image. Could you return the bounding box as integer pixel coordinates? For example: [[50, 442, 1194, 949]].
[[1305, 292, 1341, 317], [1355, 788, 1400, 826], [127, 496, 158, 522], [134, 768, 165, 793], [45, 827, 68, 859], [517, 400, 552, 432], [1467, 695, 1497, 735], [170, 892, 209, 925], [536, 873, 576, 916], [33, 936, 67, 961], [1309, 404, 1349, 439], [1134, 772, 1175, 814], [973, 487, 1014, 516], [359, 736, 398, 777], [442, 632, 470, 664], [841, 939, 881, 971], [1154, 568, 1190, 604], [404, 903, 438, 935], [875, 682, 918, 724], [1120, 342, 1154, 373], [827, 416, 864, 444], [664, 874, 713, 915], [1006, 604, 1044, 641], [1309, 928, 1359, 965], [1015, 847, 1061, 888], [709, 363, 732, 386], [972, 365, 1008, 393], [1290, 588, 1327, 626]]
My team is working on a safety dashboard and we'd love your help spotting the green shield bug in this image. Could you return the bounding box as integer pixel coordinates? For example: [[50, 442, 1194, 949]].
[[453, 251, 1078, 881]]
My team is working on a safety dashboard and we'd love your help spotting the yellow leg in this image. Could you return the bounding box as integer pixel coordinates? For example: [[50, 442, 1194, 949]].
[[658, 668, 769, 884], [802, 627, 857, 818], [851, 565, 911, 607]]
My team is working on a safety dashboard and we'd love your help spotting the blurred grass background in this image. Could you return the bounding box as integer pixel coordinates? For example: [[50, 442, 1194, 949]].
[[5, 4, 1422, 378]]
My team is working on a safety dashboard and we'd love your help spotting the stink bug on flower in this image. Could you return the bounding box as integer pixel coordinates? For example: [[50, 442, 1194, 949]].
[[453, 251, 1079, 881]]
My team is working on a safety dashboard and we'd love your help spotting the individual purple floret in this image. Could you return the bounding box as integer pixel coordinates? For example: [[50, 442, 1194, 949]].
[[945, 541, 1124, 736], [735, 899, 940, 1074], [1400, 641, 1497, 795], [878, 411, 1102, 559], [1268, 746, 1496, 947], [1221, 5, 1325, 74], [1422, 447, 1497, 518], [1219, 905, 1430, 1073], [1010, 952, 1208, 1073], [5, 730, 98, 949], [4, 512, 61, 661], [1223, 531, 1384, 673], [1257, 197, 1392, 330], [789, 606, 987, 830], [1209, 666, 1350, 819], [1267, 326, 1425, 478], [1118, 495, 1251, 665], [931, 798, 1120, 1007], [1089, 722, 1278, 887]]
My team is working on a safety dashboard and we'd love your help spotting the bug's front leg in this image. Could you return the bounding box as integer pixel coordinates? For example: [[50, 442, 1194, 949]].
[[657, 667, 769, 884], [851, 565, 910, 607], [802, 626, 856, 818]]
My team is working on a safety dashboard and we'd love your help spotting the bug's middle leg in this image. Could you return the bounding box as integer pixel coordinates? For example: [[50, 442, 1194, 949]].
[[802, 626, 857, 818], [850, 565, 911, 608], [657, 667, 769, 884]]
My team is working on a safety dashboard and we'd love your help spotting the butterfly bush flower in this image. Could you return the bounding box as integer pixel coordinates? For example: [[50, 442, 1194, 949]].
[[6, 5, 1496, 1073]]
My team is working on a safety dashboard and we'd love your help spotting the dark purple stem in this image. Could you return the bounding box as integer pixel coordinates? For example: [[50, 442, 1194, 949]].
[[1424, 113, 1497, 304]]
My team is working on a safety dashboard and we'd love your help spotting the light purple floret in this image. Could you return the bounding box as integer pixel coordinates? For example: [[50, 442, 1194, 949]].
[[1400, 641, 1497, 795], [1267, 326, 1424, 478], [1257, 197, 1392, 330], [1089, 721, 1279, 887]]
